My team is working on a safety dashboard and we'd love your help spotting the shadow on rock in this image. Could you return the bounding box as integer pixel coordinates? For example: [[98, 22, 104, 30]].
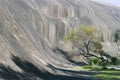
[[53, 47, 87, 66], [0, 55, 96, 80]]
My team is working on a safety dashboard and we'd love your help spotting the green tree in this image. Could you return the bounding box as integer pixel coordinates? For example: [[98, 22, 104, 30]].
[[64, 25, 105, 65]]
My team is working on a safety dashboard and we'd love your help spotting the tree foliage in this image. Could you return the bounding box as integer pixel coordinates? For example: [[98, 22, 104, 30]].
[[64, 25, 103, 59]]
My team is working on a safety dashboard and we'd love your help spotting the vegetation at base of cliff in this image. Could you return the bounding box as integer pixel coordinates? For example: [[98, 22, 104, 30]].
[[88, 57, 120, 66], [64, 25, 120, 80], [83, 66, 120, 80]]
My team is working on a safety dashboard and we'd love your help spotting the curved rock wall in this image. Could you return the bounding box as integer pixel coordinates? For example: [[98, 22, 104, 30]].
[[0, 0, 120, 71]]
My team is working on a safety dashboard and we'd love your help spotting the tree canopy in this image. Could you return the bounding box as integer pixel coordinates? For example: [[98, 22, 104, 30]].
[[64, 25, 103, 58]]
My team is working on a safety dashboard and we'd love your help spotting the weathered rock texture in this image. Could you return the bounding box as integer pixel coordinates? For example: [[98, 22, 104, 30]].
[[0, 0, 120, 79]]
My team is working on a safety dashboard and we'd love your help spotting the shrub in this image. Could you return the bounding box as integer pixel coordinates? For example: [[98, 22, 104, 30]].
[[117, 58, 120, 65], [89, 57, 93, 65], [89, 57, 111, 66], [110, 57, 120, 65], [89, 57, 101, 65], [111, 57, 118, 65]]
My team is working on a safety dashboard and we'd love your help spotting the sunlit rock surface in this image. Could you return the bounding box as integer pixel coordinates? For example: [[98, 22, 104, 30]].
[[0, 0, 120, 80]]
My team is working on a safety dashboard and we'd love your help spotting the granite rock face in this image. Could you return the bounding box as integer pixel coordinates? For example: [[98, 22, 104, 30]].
[[0, 0, 120, 76]]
